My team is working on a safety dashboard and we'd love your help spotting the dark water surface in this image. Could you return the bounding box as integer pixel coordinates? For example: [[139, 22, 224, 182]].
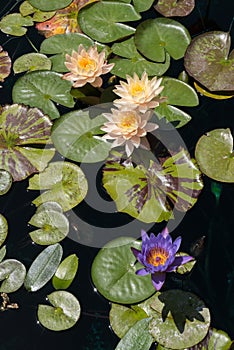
[[0, 0, 234, 349]]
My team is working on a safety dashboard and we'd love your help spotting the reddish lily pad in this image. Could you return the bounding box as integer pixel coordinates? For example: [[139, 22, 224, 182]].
[[184, 31, 234, 91], [0, 104, 55, 181], [155, 0, 195, 17], [0, 46, 11, 84]]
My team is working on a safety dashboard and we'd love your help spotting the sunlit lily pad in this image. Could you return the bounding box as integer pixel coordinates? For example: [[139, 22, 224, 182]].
[[115, 318, 153, 350], [0, 259, 26, 293], [29, 210, 69, 245], [0, 104, 55, 181], [155, 0, 195, 17], [103, 150, 203, 223], [195, 128, 234, 182], [0, 46, 11, 84], [0, 170, 12, 195], [189, 327, 232, 349], [12, 71, 75, 120], [52, 254, 79, 290], [0, 13, 33, 36], [52, 110, 112, 163], [91, 237, 156, 304], [184, 31, 234, 91], [19, 1, 55, 21], [110, 37, 170, 78], [0, 245, 6, 263], [194, 81, 234, 100], [78, 2, 141, 43], [28, 161, 88, 211], [13, 53, 52, 74], [142, 290, 210, 349], [155, 103, 192, 128], [135, 18, 191, 62], [24, 243, 63, 291], [175, 253, 196, 274], [0, 214, 8, 247], [110, 303, 148, 338], [29, 0, 73, 12], [37, 290, 81, 331], [36, 201, 63, 214], [133, 0, 154, 12]]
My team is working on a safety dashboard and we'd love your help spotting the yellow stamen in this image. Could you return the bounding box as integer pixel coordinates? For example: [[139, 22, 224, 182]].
[[130, 82, 144, 96], [77, 56, 96, 71], [119, 113, 138, 131], [146, 247, 169, 267]]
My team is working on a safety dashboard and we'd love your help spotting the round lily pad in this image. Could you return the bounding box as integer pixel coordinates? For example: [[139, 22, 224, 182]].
[[29, 210, 69, 245], [155, 103, 192, 128], [0, 214, 8, 247], [0, 169, 12, 195], [52, 254, 79, 290], [145, 290, 210, 349], [13, 53, 52, 74], [37, 290, 81, 331], [28, 161, 88, 211], [155, 0, 195, 17], [133, 0, 154, 12], [0, 46, 11, 83], [0, 13, 33, 36], [20, 1, 56, 20], [36, 201, 63, 214], [29, 0, 73, 12], [91, 237, 156, 304], [0, 245, 6, 263], [195, 128, 234, 183], [0, 259, 26, 293], [184, 31, 234, 91], [161, 77, 199, 106], [194, 327, 232, 349]]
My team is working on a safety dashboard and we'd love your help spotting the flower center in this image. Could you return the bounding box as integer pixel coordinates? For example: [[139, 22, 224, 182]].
[[77, 56, 96, 72], [130, 82, 144, 96], [146, 247, 169, 267], [119, 113, 138, 132]]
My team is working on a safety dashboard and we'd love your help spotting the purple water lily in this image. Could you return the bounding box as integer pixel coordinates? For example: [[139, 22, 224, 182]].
[[131, 228, 194, 291]]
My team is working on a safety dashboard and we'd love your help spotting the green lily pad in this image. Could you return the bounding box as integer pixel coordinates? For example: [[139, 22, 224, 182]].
[[91, 237, 156, 304], [29, 0, 73, 12], [110, 303, 148, 338], [155, 103, 192, 128], [37, 290, 81, 331], [0, 245, 6, 263], [103, 150, 203, 223], [188, 327, 232, 350], [13, 53, 52, 74], [36, 201, 63, 214], [133, 0, 154, 12], [184, 31, 234, 91], [24, 243, 63, 292], [52, 110, 112, 163], [110, 37, 170, 78], [29, 210, 69, 245], [143, 290, 210, 349], [12, 71, 75, 120], [0, 46, 11, 83], [0, 13, 33, 36], [0, 214, 8, 247], [135, 18, 191, 62], [195, 128, 234, 183], [161, 77, 199, 106], [78, 2, 141, 43], [115, 318, 153, 350], [52, 254, 79, 290], [0, 170, 12, 195], [175, 253, 196, 274], [155, 0, 195, 17], [0, 104, 55, 181], [28, 161, 88, 211], [0, 259, 26, 293], [20, 1, 55, 21]]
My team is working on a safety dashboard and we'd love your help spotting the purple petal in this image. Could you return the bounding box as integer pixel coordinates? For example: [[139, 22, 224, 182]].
[[131, 247, 141, 259], [166, 255, 194, 272], [161, 227, 169, 238], [151, 272, 166, 291], [141, 229, 149, 243], [136, 268, 150, 276], [172, 236, 182, 253]]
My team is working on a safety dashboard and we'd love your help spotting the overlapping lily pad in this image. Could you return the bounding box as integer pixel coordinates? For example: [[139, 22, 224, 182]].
[[195, 128, 234, 182], [110, 37, 170, 78], [28, 161, 88, 211], [13, 53, 52, 74], [0, 104, 55, 181], [0, 214, 8, 247], [29, 0, 73, 12], [37, 290, 81, 331], [78, 2, 141, 43], [0, 170, 12, 195], [19, 1, 55, 21], [0, 13, 33, 36], [184, 31, 234, 91], [91, 237, 156, 304], [52, 110, 112, 163], [0, 46, 11, 84], [52, 254, 79, 290], [12, 71, 75, 120], [135, 18, 191, 62], [0, 259, 26, 293], [133, 0, 154, 13], [0, 245, 6, 263], [155, 0, 195, 17], [103, 150, 203, 223], [189, 327, 232, 349]]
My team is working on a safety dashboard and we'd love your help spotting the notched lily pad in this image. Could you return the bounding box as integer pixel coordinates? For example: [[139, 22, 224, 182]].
[[28, 161, 88, 211], [0, 214, 8, 247], [176, 253, 196, 274], [29, 0, 73, 12], [133, 0, 154, 13], [52, 254, 79, 290], [37, 290, 81, 331], [13, 53, 52, 74], [20, 1, 55, 21], [0, 170, 12, 195], [0, 259, 26, 293], [195, 128, 234, 182], [0, 13, 33, 36], [184, 31, 234, 91], [155, 0, 195, 17], [0, 46, 11, 84], [0, 104, 55, 181]]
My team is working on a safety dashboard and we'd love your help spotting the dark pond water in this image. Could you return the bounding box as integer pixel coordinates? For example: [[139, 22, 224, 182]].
[[0, 0, 234, 349]]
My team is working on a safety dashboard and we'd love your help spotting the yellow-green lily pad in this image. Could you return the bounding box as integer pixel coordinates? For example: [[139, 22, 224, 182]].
[[13, 53, 52, 74], [0, 13, 33, 36], [0, 214, 8, 247], [0, 170, 12, 195], [52, 254, 79, 290]]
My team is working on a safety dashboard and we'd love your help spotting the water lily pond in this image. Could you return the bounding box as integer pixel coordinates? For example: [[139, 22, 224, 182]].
[[0, 0, 234, 349]]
